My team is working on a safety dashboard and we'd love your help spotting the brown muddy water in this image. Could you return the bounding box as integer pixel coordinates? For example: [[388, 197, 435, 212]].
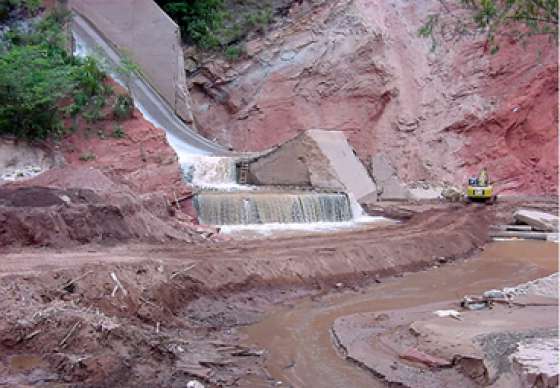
[[243, 240, 559, 388]]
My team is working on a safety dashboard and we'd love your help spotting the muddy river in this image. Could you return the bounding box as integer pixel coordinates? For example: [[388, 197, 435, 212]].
[[243, 240, 559, 387]]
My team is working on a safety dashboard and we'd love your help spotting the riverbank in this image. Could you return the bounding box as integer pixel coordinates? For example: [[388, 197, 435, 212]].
[[0, 205, 493, 386]]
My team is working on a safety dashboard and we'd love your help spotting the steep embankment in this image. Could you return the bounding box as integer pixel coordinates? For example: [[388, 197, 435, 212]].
[[0, 82, 210, 247], [187, 0, 558, 194]]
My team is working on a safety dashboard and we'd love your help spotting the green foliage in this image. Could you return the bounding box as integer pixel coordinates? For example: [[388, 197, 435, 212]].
[[156, 0, 225, 47], [0, 8, 114, 140], [156, 0, 274, 58], [0, 44, 73, 139], [0, 0, 42, 22], [243, 8, 272, 31], [462, 0, 558, 47], [112, 94, 134, 121], [111, 124, 126, 139], [82, 95, 105, 124], [418, 14, 439, 51], [116, 52, 141, 93], [224, 44, 243, 60], [79, 151, 96, 161], [419, 0, 558, 52]]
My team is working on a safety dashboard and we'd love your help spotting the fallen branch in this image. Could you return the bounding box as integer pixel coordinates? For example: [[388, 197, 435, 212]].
[[60, 271, 94, 291], [173, 191, 181, 210], [59, 321, 81, 348], [139, 296, 159, 308], [23, 330, 42, 341], [169, 264, 197, 281], [110, 272, 128, 297]]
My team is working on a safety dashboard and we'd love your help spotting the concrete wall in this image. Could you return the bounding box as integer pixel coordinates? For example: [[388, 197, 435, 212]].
[[68, 0, 194, 124], [248, 130, 377, 201]]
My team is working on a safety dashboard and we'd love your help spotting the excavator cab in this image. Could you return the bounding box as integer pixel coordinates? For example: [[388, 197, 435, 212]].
[[465, 168, 497, 203]]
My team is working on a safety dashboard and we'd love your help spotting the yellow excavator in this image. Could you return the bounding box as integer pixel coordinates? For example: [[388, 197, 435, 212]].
[[465, 168, 497, 203]]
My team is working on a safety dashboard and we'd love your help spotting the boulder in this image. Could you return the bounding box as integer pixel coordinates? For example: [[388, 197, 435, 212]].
[[513, 209, 559, 232]]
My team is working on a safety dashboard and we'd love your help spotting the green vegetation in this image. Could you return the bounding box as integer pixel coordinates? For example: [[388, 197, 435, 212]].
[[79, 151, 96, 161], [419, 0, 558, 52], [111, 124, 126, 139], [155, 0, 275, 60], [224, 45, 243, 60], [112, 94, 134, 121], [156, 0, 225, 48], [0, 7, 128, 140], [0, 0, 41, 22]]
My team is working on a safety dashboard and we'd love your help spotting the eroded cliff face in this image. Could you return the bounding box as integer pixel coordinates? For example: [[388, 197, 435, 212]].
[[187, 0, 558, 194]]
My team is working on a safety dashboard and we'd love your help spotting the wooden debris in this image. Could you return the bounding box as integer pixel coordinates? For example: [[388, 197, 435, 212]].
[[60, 271, 94, 291], [110, 272, 128, 297], [23, 330, 42, 341], [59, 321, 81, 348], [169, 263, 197, 280], [492, 224, 533, 232], [489, 230, 551, 240]]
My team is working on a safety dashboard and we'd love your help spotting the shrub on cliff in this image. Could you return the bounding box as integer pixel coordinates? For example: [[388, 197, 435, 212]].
[[155, 0, 274, 59], [156, 0, 225, 48], [0, 8, 111, 139], [0, 0, 41, 23], [420, 0, 558, 52]]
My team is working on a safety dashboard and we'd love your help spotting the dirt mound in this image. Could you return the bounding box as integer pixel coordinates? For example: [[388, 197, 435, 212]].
[[0, 184, 204, 248], [59, 106, 191, 199], [189, 0, 557, 195]]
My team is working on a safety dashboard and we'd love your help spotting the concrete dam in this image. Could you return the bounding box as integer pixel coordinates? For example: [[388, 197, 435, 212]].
[[69, 0, 378, 229]]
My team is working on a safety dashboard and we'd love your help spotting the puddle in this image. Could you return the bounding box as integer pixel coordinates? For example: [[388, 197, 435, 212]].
[[10, 354, 44, 372], [243, 240, 559, 387]]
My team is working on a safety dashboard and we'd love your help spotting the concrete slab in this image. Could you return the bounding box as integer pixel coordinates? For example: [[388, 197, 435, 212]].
[[514, 209, 559, 232], [248, 130, 377, 202], [510, 338, 559, 387]]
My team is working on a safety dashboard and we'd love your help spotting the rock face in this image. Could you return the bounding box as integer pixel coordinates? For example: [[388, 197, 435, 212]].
[[371, 153, 410, 201], [59, 102, 191, 201], [0, 139, 61, 182], [248, 129, 376, 201], [188, 0, 558, 195], [69, 0, 195, 124]]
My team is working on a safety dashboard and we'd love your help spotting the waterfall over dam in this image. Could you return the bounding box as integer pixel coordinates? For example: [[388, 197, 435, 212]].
[[70, 10, 378, 231], [196, 192, 353, 225]]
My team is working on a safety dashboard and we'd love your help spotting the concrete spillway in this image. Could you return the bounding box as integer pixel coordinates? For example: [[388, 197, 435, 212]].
[[195, 192, 353, 225], [71, 11, 227, 156]]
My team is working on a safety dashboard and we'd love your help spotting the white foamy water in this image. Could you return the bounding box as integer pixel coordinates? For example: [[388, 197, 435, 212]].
[[181, 155, 255, 190], [219, 216, 391, 237]]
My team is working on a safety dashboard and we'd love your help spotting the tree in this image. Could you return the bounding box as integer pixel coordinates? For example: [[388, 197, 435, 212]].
[[155, 0, 224, 48], [420, 0, 558, 52]]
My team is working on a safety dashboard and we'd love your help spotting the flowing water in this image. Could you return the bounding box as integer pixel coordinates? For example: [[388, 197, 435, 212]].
[[243, 240, 559, 388], [196, 192, 353, 225], [181, 156, 246, 190]]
